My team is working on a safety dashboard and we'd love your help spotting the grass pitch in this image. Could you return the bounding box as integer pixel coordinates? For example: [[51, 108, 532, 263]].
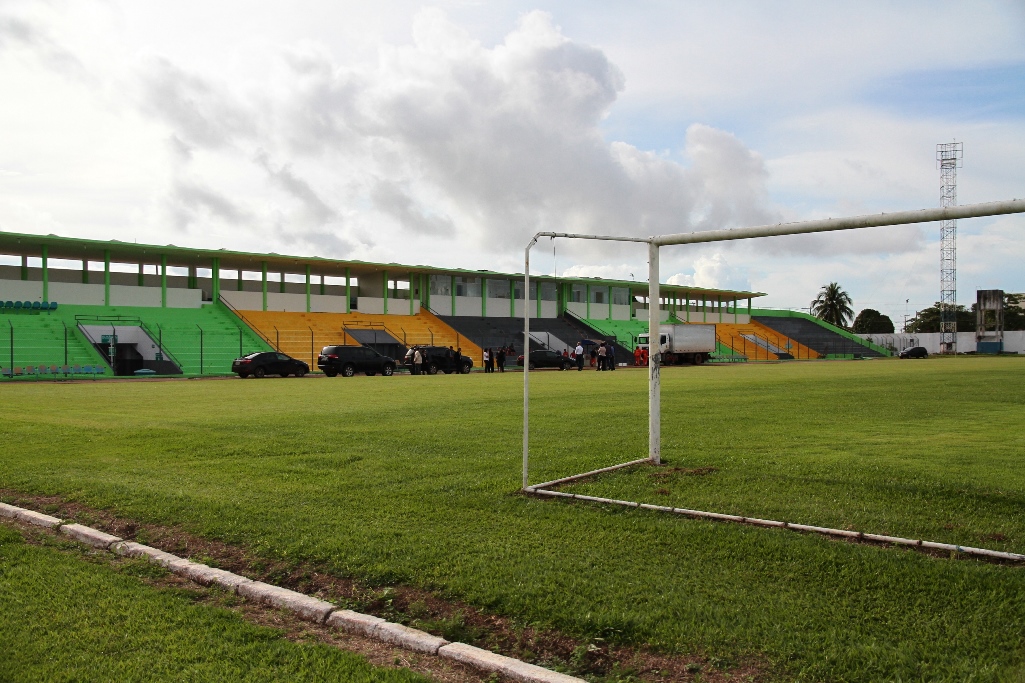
[[1, 357, 1024, 681]]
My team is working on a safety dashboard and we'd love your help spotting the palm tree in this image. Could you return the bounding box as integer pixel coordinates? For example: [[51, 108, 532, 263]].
[[810, 282, 853, 329]]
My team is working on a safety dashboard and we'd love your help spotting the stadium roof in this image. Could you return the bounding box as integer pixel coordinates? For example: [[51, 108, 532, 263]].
[[0, 229, 764, 300]]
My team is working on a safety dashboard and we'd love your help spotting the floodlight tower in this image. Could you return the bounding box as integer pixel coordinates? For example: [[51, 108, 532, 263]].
[[937, 141, 963, 354]]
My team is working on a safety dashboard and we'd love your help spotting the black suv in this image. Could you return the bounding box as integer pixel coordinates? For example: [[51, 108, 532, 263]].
[[406, 346, 474, 375], [899, 346, 928, 359], [318, 345, 396, 377]]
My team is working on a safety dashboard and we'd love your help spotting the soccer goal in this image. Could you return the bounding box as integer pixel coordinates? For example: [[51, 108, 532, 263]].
[[520, 198, 1025, 562]]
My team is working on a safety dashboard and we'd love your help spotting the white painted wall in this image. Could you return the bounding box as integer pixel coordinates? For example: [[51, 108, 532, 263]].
[[566, 302, 588, 318], [2, 279, 45, 301], [358, 297, 384, 314], [860, 331, 1025, 354], [110, 285, 163, 307], [486, 297, 512, 317], [311, 294, 348, 313], [223, 290, 264, 311], [454, 296, 482, 316]]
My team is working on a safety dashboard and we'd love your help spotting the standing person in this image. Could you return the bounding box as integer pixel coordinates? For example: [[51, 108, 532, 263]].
[[497, 347, 506, 373], [597, 342, 607, 371], [446, 346, 456, 373], [634, 345, 642, 367], [413, 347, 423, 376], [608, 342, 616, 370], [483, 348, 490, 373], [589, 346, 597, 368], [574, 342, 584, 371]]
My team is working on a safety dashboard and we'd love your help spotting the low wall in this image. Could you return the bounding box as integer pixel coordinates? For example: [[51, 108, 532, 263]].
[[859, 331, 1025, 354]]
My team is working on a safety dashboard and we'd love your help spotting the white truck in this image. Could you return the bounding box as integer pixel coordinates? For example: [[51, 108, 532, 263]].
[[636, 324, 716, 365]]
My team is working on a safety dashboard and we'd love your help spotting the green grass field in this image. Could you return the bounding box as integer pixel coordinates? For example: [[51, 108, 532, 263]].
[[1, 357, 1024, 681], [0, 525, 427, 682]]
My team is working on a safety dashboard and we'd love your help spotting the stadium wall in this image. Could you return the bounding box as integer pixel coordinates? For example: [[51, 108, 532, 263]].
[[860, 332, 1025, 354]]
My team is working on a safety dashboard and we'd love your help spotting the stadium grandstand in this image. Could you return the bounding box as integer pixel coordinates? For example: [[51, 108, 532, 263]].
[[0, 229, 888, 378]]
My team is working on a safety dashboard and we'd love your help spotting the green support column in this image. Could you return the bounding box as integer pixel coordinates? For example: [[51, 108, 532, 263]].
[[481, 278, 487, 317], [509, 279, 515, 318], [747, 297, 752, 317], [212, 258, 221, 301], [627, 286, 633, 319], [138, 262, 144, 287], [345, 268, 351, 313], [103, 249, 111, 306], [279, 272, 285, 294], [320, 274, 325, 296], [21, 255, 28, 281], [82, 260, 89, 284], [261, 261, 268, 311], [305, 265, 311, 313], [237, 269, 243, 291], [187, 266, 196, 290], [160, 255, 167, 307], [383, 271, 389, 315], [41, 245, 48, 301], [409, 272, 414, 316]]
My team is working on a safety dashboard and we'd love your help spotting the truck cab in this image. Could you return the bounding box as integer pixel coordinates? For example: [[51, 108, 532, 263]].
[[636, 324, 715, 365]]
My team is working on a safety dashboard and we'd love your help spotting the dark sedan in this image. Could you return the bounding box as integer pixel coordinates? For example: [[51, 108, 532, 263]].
[[899, 346, 929, 359], [232, 351, 309, 378], [517, 349, 573, 371]]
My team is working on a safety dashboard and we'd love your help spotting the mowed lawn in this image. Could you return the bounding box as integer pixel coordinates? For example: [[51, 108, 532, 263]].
[[1, 357, 1024, 681]]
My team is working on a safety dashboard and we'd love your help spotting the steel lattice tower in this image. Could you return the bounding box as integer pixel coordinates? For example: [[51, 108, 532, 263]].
[[937, 142, 963, 354]]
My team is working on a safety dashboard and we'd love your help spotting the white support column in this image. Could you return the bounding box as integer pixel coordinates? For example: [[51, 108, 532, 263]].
[[648, 241, 660, 465], [523, 248, 532, 489]]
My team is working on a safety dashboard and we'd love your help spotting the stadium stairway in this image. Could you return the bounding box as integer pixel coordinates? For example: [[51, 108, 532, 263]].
[[0, 308, 106, 375], [64, 303, 272, 375], [753, 311, 890, 358], [234, 310, 483, 368], [714, 321, 818, 361]]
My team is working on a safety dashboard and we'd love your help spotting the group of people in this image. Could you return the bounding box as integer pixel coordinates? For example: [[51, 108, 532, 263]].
[[563, 340, 617, 371], [633, 346, 649, 367], [482, 346, 513, 373], [404, 345, 461, 375]]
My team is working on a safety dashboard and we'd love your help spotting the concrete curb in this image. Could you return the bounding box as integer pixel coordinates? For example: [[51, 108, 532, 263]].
[[0, 502, 63, 528], [236, 581, 336, 624], [0, 502, 585, 683], [60, 523, 122, 549]]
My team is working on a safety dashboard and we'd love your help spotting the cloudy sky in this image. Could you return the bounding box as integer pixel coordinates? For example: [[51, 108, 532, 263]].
[[1, 1, 1023, 325]]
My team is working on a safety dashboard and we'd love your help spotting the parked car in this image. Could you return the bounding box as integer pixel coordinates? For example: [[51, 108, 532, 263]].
[[899, 346, 929, 359], [318, 345, 396, 377], [405, 346, 474, 375], [517, 349, 573, 371], [233, 352, 309, 378]]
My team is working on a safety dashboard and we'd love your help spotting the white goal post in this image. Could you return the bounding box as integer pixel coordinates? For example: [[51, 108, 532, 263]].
[[522, 198, 1025, 490]]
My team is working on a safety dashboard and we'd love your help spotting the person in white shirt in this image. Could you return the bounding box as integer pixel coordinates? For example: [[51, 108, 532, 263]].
[[574, 342, 584, 371]]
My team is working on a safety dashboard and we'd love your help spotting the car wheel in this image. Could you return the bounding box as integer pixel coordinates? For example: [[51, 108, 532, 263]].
[[528, 362, 536, 370], [238, 373, 249, 379], [383, 364, 394, 376], [325, 370, 338, 378], [460, 362, 471, 374], [342, 364, 355, 378], [295, 368, 307, 377], [254, 367, 265, 378], [427, 363, 438, 375]]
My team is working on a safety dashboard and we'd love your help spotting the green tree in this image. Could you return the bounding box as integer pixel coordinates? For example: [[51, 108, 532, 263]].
[[905, 303, 974, 333], [810, 282, 854, 329], [852, 309, 895, 334]]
